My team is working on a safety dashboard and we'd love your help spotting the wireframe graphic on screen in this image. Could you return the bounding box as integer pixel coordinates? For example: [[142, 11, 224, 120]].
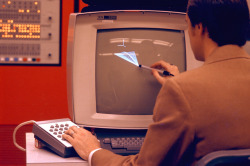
[[114, 51, 174, 76], [114, 51, 139, 66]]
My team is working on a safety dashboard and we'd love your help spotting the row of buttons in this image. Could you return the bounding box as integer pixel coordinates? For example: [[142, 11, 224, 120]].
[[103, 137, 145, 151], [0, 57, 41, 62], [49, 123, 70, 139]]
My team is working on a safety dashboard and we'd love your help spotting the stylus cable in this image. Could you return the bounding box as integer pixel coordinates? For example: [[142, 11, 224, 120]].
[[13, 120, 36, 151]]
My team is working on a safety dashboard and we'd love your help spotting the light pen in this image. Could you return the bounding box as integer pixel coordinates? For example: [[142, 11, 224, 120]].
[[139, 64, 174, 76]]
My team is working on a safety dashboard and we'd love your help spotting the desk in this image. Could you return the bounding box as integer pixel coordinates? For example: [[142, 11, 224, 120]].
[[26, 133, 88, 166]]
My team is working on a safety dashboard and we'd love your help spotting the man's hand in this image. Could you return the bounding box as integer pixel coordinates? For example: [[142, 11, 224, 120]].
[[151, 60, 180, 85], [62, 126, 101, 160]]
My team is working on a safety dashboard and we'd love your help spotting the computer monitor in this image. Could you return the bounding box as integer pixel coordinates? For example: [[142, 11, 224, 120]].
[[67, 10, 202, 129]]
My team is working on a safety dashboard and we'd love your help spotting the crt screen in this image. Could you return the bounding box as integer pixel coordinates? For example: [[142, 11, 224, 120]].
[[96, 28, 185, 115]]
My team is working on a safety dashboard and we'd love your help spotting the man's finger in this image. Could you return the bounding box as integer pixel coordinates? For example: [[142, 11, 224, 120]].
[[70, 126, 79, 133], [62, 133, 74, 143], [152, 69, 165, 85]]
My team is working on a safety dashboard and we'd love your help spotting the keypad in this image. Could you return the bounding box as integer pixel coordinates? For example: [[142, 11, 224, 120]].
[[49, 123, 70, 139], [38, 120, 78, 147]]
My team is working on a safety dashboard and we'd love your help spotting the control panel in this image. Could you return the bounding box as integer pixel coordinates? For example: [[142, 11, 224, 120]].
[[0, 0, 61, 65]]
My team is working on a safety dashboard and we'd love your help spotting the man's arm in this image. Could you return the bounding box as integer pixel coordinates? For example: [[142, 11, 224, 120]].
[[91, 79, 195, 166]]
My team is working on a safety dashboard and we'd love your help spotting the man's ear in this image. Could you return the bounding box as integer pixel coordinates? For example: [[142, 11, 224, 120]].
[[197, 23, 207, 35], [189, 23, 203, 36]]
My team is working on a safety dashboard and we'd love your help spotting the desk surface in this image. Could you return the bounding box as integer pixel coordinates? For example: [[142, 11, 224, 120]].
[[26, 133, 88, 166]]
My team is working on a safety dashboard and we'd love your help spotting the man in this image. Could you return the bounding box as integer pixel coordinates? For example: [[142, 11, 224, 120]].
[[63, 0, 250, 165]]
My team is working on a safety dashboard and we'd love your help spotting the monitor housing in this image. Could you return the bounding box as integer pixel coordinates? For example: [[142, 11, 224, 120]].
[[67, 10, 203, 129]]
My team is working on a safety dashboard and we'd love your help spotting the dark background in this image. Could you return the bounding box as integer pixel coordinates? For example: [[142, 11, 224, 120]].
[[80, 0, 189, 12]]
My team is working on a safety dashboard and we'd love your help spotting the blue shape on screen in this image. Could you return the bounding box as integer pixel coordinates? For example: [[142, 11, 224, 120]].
[[114, 51, 139, 66]]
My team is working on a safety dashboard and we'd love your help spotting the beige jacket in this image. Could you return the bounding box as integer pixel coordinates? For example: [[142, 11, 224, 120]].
[[92, 45, 250, 166]]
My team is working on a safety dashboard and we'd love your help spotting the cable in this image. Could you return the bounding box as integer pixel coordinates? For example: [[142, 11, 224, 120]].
[[13, 120, 36, 152]]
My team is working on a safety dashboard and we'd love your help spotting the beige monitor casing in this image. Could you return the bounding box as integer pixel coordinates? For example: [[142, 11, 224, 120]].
[[67, 10, 203, 129]]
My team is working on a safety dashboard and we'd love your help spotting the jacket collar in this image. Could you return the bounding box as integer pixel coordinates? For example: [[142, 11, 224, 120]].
[[204, 45, 249, 65]]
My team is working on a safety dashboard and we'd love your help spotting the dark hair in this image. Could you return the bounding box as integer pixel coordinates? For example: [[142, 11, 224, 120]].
[[187, 0, 249, 46]]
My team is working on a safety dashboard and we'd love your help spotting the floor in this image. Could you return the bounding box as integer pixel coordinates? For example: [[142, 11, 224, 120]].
[[0, 125, 32, 166]]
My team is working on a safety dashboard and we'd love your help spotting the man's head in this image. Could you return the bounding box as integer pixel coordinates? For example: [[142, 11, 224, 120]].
[[187, 0, 249, 47]]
